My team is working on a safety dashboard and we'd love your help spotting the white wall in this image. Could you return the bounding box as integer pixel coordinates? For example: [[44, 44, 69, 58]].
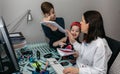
[[1, 0, 120, 43], [0, 0, 2, 16]]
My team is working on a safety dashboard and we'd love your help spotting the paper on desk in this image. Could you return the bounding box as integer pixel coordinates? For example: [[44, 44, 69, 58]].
[[57, 48, 75, 56], [40, 21, 66, 33]]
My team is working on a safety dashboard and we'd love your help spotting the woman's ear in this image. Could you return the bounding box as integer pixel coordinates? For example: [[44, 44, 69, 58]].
[[45, 13, 50, 17], [86, 23, 89, 29], [85, 23, 89, 34]]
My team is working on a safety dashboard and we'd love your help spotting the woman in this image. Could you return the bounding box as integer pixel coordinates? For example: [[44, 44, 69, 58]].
[[63, 10, 112, 74], [41, 2, 65, 48]]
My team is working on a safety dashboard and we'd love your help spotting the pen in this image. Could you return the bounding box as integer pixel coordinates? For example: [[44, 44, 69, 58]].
[[44, 61, 49, 71]]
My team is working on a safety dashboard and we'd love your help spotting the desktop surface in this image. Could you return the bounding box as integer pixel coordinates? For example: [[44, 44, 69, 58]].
[[15, 43, 73, 74]]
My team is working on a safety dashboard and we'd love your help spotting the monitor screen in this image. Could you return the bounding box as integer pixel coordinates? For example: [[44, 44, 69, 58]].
[[0, 16, 20, 73]]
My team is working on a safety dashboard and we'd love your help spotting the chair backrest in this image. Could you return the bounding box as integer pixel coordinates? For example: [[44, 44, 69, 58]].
[[109, 53, 120, 74], [105, 36, 120, 73]]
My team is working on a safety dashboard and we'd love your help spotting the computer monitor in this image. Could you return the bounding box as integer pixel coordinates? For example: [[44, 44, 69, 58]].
[[0, 16, 20, 73]]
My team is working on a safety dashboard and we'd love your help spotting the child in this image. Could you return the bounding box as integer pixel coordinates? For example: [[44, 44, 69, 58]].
[[53, 21, 81, 49], [53, 22, 81, 65], [40, 2, 65, 48]]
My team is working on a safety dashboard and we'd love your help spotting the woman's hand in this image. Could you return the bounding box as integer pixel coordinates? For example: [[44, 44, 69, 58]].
[[63, 67, 79, 74], [58, 41, 66, 48], [66, 30, 76, 44]]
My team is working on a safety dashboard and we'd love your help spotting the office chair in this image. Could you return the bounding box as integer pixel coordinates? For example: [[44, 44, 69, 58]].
[[106, 36, 120, 74]]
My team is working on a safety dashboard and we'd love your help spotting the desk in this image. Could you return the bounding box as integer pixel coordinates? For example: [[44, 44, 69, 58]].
[[15, 43, 73, 74]]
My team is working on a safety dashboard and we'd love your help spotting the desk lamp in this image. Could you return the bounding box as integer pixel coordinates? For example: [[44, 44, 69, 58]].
[[7, 9, 33, 33]]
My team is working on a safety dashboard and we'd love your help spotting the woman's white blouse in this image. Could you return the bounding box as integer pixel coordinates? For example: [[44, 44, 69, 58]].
[[73, 37, 112, 74]]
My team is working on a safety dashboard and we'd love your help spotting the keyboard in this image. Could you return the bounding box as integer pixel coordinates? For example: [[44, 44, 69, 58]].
[[27, 43, 57, 55], [47, 58, 64, 74], [26, 43, 60, 59]]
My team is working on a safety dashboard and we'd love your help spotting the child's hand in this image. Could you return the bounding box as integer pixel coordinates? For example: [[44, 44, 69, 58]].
[[73, 51, 79, 58]]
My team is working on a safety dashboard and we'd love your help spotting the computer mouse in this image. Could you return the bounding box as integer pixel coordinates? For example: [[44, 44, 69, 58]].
[[60, 61, 69, 66], [44, 53, 52, 58]]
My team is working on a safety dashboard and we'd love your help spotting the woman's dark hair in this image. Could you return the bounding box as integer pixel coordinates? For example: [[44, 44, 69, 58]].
[[41, 2, 54, 14], [83, 10, 106, 43]]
